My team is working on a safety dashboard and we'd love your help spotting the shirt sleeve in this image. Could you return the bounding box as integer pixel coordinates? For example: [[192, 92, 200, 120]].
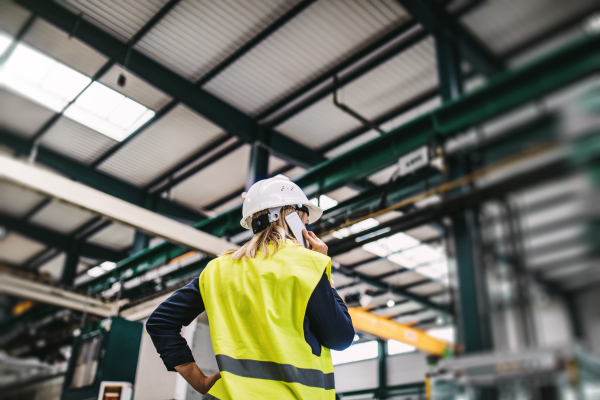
[[146, 276, 205, 371], [306, 271, 355, 351]]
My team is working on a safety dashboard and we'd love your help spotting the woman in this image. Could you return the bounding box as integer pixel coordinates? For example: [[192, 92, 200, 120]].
[[147, 176, 355, 399]]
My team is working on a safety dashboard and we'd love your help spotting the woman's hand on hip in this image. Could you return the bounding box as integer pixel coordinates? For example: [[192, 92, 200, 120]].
[[175, 362, 221, 395], [303, 230, 328, 256]]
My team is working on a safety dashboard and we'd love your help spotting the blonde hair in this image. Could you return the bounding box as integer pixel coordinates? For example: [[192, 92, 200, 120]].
[[223, 205, 307, 260]]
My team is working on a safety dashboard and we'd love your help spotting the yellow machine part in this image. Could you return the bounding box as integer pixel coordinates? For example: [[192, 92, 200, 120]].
[[348, 308, 449, 356]]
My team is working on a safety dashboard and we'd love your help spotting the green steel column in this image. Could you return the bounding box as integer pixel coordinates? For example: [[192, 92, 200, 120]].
[[378, 339, 388, 399], [133, 195, 154, 253], [60, 243, 80, 285], [436, 33, 490, 353], [246, 126, 270, 190]]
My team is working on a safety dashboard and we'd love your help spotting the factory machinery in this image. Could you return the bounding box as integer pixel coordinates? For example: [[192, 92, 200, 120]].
[[2, 16, 600, 400]]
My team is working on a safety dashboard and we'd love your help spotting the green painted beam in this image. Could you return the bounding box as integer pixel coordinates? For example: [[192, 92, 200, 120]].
[[83, 33, 600, 292], [195, 33, 600, 237], [396, 0, 503, 77], [0, 213, 125, 262]]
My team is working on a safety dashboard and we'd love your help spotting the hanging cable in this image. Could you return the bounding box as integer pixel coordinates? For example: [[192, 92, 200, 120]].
[[332, 75, 385, 135]]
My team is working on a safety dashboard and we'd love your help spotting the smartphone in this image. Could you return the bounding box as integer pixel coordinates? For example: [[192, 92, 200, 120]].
[[285, 212, 309, 248]]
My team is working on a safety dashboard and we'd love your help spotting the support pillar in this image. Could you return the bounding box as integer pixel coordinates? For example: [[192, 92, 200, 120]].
[[245, 126, 270, 191], [435, 33, 491, 353], [60, 244, 79, 285], [378, 339, 388, 399], [132, 194, 155, 253]]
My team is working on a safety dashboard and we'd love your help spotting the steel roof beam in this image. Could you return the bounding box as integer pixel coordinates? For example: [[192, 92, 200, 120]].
[[0, 213, 125, 261], [16, 0, 325, 170], [28, 0, 182, 146], [0, 129, 204, 223], [260, 0, 482, 127], [76, 34, 600, 298], [196, 0, 317, 87], [396, 0, 503, 77]]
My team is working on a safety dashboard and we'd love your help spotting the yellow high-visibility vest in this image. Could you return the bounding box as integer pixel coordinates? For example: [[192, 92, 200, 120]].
[[199, 240, 335, 399]]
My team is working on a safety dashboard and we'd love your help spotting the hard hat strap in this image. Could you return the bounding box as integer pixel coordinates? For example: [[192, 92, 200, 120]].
[[251, 207, 282, 234]]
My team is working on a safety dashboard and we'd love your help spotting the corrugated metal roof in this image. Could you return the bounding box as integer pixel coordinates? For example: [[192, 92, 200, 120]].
[[59, 0, 170, 41], [333, 247, 376, 265], [136, 0, 300, 81], [277, 38, 438, 151], [339, 37, 438, 119], [41, 117, 117, 165], [204, 0, 410, 115], [381, 270, 428, 286], [282, 166, 306, 180], [211, 196, 244, 215], [0, 89, 55, 139], [38, 252, 66, 281], [22, 19, 108, 77], [462, 0, 599, 55], [0, 1, 32, 36], [98, 65, 172, 111], [367, 164, 397, 185], [336, 282, 377, 299], [0, 181, 46, 218], [408, 281, 445, 295], [330, 272, 355, 287], [325, 131, 379, 158], [379, 96, 441, 131], [172, 144, 251, 208], [268, 155, 289, 176], [0, 232, 45, 265], [355, 258, 401, 277], [372, 301, 423, 316], [87, 222, 135, 251], [98, 105, 226, 187], [277, 96, 363, 149], [405, 226, 441, 241], [326, 186, 360, 202], [28, 200, 95, 234]]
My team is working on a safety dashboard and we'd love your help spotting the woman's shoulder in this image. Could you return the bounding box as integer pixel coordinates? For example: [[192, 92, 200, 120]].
[[281, 244, 331, 264]]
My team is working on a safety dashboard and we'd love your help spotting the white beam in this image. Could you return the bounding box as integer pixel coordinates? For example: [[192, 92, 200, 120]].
[[0, 156, 236, 256], [0, 273, 113, 317]]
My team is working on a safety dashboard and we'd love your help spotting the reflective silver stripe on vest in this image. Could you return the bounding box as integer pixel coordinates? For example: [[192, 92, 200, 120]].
[[216, 354, 335, 390], [202, 394, 220, 400]]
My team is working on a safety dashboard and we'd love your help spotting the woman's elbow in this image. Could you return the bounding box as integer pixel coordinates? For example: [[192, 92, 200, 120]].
[[327, 326, 355, 351]]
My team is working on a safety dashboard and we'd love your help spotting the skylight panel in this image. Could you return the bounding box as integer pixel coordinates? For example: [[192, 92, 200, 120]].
[[87, 266, 104, 277], [362, 232, 420, 257], [0, 41, 91, 112], [310, 195, 338, 211], [332, 218, 380, 239], [0, 38, 154, 142], [388, 243, 445, 270], [64, 82, 155, 142], [75, 82, 122, 117], [0, 31, 13, 55], [414, 260, 448, 279]]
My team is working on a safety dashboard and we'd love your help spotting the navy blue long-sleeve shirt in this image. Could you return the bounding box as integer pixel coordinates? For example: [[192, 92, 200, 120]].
[[147, 271, 354, 371]]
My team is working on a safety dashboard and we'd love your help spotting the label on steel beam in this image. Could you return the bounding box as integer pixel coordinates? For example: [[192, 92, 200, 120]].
[[399, 146, 429, 176]]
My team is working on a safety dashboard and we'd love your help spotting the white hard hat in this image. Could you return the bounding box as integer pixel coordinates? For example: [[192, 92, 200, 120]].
[[241, 176, 323, 230]]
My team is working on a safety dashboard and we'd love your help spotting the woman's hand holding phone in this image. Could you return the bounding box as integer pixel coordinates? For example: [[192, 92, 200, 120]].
[[302, 230, 328, 256]]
